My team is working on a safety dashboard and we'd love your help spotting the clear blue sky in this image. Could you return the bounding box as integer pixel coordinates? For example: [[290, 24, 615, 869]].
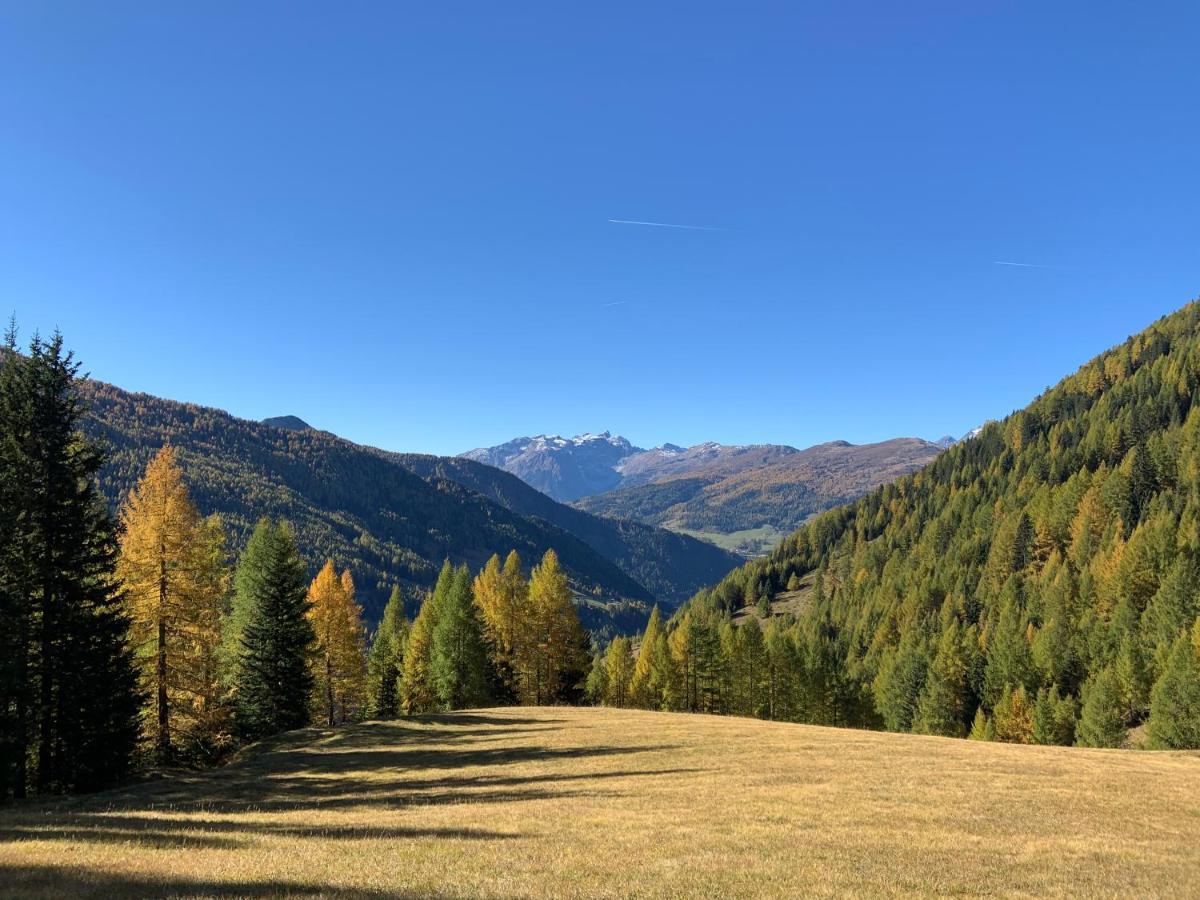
[[2, 3, 1197, 456]]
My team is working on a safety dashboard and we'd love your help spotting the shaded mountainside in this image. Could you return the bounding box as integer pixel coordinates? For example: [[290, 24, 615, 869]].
[[395, 455, 740, 604], [577, 438, 944, 541], [689, 299, 1200, 745], [80, 382, 739, 633]]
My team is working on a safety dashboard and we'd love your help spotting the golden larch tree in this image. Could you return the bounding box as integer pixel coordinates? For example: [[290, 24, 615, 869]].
[[118, 445, 230, 761], [522, 549, 588, 704], [306, 561, 367, 725]]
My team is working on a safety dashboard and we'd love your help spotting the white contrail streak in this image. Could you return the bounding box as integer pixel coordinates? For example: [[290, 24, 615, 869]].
[[994, 260, 1058, 268], [608, 218, 725, 231]]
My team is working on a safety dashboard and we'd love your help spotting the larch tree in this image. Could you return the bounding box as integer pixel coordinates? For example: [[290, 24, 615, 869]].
[[523, 550, 589, 705], [118, 445, 231, 762], [401, 562, 454, 714], [366, 586, 409, 719], [603, 637, 634, 707], [1146, 624, 1200, 749], [629, 606, 662, 708], [306, 560, 367, 726], [473, 551, 528, 701]]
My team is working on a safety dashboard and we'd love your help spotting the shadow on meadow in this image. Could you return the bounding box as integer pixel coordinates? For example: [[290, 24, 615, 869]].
[[0, 711, 701, 886]]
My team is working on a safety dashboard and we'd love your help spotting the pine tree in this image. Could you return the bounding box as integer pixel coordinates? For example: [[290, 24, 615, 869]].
[[306, 561, 367, 726], [1145, 626, 1200, 749], [1075, 667, 1127, 748], [0, 331, 140, 796], [230, 520, 315, 741], [118, 445, 231, 762], [430, 564, 493, 709], [366, 586, 408, 718]]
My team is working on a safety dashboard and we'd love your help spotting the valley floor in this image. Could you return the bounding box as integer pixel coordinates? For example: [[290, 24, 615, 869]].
[[1, 707, 1198, 898]]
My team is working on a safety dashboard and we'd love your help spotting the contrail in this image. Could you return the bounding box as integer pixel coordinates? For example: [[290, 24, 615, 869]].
[[608, 218, 725, 231], [602, 300, 628, 307], [994, 260, 1059, 269]]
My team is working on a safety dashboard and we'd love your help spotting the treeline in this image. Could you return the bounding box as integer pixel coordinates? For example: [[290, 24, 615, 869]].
[[369, 549, 590, 716], [615, 303, 1200, 749], [0, 330, 589, 801]]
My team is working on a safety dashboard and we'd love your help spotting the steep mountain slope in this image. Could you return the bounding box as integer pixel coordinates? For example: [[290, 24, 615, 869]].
[[395, 455, 740, 603], [577, 438, 943, 540], [80, 382, 738, 630], [689, 300, 1200, 745]]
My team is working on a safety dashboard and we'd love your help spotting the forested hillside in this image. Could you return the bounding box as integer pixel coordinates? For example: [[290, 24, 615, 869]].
[[611, 302, 1200, 749], [80, 381, 736, 629]]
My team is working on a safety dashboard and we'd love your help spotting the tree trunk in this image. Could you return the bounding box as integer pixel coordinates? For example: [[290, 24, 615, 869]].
[[157, 554, 170, 763]]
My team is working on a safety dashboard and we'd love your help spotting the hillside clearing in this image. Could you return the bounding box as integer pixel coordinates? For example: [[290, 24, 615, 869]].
[[1, 707, 1198, 898]]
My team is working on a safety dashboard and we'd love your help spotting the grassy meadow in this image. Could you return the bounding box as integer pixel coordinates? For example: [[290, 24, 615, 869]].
[[1, 706, 1198, 898]]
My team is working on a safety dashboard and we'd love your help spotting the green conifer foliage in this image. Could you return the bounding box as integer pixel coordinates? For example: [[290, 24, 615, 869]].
[[1145, 626, 1200, 749], [1075, 667, 1127, 748], [230, 520, 315, 741], [429, 565, 493, 710]]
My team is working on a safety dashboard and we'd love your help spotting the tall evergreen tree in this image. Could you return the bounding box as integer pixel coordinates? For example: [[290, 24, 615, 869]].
[[366, 585, 408, 719], [230, 520, 315, 741], [430, 564, 493, 709], [0, 331, 140, 796]]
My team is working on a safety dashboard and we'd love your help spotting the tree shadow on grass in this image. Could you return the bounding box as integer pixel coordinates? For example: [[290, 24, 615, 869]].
[[0, 713, 699, 857], [0, 864, 410, 899]]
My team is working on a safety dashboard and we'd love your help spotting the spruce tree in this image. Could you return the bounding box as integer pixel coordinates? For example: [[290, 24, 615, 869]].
[[230, 520, 315, 741], [0, 331, 140, 796], [430, 564, 493, 709]]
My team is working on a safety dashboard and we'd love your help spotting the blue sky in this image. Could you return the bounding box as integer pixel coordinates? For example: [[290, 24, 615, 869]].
[[2, 3, 1197, 456]]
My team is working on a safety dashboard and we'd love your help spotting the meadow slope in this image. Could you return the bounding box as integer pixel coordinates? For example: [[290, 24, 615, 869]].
[[1, 707, 1197, 898]]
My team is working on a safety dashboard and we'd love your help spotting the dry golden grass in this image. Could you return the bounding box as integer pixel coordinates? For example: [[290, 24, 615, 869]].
[[2, 707, 1198, 898]]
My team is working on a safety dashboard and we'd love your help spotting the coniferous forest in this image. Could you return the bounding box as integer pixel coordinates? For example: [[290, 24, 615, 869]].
[[591, 302, 1200, 750]]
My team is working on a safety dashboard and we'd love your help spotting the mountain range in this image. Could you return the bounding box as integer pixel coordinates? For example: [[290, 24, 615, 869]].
[[464, 431, 962, 555], [80, 383, 740, 636]]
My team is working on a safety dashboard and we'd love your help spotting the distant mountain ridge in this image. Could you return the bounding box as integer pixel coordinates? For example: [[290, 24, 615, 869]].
[[463, 430, 956, 554]]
